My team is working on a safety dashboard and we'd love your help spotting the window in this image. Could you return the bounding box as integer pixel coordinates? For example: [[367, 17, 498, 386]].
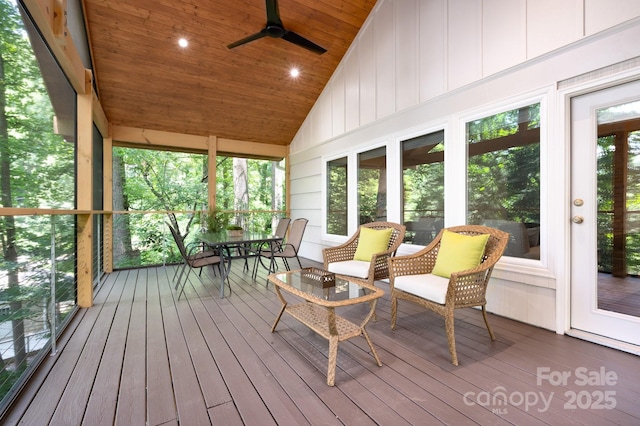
[[358, 147, 387, 224], [466, 103, 541, 259], [402, 131, 445, 244], [326, 157, 348, 235], [596, 101, 640, 275]]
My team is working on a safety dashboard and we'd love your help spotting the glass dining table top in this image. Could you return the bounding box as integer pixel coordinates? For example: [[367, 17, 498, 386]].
[[198, 231, 282, 246], [272, 269, 381, 303]]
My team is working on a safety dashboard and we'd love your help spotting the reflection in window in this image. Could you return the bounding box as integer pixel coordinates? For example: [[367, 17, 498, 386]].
[[358, 147, 387, 224], [402, 131, 444, 245], [326, 157, 348, 235], [467, 103, 541, 259], [596, 101, 640, 276]]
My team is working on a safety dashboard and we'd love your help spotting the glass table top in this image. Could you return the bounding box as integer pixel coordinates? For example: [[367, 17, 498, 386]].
[[274, 270, 370, 302]]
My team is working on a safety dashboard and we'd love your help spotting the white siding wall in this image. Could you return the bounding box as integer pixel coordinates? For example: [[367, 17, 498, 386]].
[[288, 0, 640, 331]]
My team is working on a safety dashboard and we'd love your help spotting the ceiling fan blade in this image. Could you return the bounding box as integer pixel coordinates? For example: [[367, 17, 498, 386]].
[[228, 0, 328, 54], [282, 31, 327, 54], [265, 0, 283, 26], [227, 29, 268, 49]]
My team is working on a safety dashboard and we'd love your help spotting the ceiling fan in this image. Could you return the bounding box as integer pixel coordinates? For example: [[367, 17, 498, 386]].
[[227, 0, 327, 54]]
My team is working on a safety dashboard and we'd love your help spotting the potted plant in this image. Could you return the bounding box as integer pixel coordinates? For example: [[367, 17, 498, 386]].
[[205, 208, 230, 233], [226, 224, 243, 237]]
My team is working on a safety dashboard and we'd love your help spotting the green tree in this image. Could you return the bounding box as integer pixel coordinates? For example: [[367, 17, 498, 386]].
[[0, 0, 75, 398], [112, 147, 208, 267], [467, 104, 541, 225]]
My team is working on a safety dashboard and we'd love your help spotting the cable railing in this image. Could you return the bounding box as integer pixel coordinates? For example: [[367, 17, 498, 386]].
[[111, 210, 288, 270], [0, 208, 286, 411], [0, 213, 78, 411]]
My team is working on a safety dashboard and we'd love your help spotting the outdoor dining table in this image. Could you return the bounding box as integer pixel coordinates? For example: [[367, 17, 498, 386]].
[[198, 231, 283, 298]]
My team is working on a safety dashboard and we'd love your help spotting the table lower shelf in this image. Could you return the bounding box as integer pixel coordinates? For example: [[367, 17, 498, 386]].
[[285, 303, 362, 341], [271, 290, 382, 386]]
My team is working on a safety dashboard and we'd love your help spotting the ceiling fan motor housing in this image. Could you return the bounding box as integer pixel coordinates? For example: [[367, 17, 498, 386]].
[[266, 24, 286, 38]]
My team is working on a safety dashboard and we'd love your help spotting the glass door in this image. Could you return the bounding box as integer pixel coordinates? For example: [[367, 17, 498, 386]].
[[570, 80, 640, 349]]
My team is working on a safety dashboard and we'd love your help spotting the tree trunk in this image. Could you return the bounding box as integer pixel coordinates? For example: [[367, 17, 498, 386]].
[[0, 51, 25, 370], [233, 158, 248, 227], [112, 152, 136, 264], [272, 161, 285, 229]]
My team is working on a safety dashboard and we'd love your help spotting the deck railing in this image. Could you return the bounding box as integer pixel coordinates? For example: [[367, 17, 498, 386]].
[[0, 212, 79, 413], [112, 210, 288, 269], [0, 208, 286, 415]]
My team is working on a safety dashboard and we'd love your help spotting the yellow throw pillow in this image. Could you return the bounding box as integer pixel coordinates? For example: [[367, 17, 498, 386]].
[[353, 227, 393, 261], [432, 230, 490, 278]]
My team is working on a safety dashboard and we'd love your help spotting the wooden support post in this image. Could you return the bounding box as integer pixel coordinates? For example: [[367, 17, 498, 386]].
[[77, 214, 92, 307], [52, 0, 66, 39], [77, 70, 93, 307]]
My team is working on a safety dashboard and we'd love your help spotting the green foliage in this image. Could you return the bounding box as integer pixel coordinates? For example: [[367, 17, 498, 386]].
[[597, 130, 640, 274], [467, 104, 541, 225], [0, 0, 74, 210], [113, 151, 286, 267], [114, 147, 208, 212], [358, 168, 381, 224], [0, 1, 77, 407], [403, 149, 445, 220], [326, 158, 347, 235], [205, 208, 231, 232]]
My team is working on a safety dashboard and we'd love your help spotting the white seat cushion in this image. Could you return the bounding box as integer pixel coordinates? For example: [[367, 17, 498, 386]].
[[327, 260, 371, 279], [393, 273, 450, 305]]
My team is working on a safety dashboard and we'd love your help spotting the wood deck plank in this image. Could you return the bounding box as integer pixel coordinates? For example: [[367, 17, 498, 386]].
[[229, 276, 379, 425], [166, 271, 233, 409], [146, 265, 179, 425], [82, 269, 137, 424], [181, 272, 278, 425], [220, 275, 348, 425], [235, 268, 433, 425], [115, 268, 150, 425], [0, 276, 96, 425], [208, 401, 244, 426], [4, 260, 639, 426], [15, 270, 122, 425], [156, 267, 212, 425]]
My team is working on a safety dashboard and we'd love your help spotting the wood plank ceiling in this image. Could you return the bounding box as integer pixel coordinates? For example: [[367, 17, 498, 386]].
[[82, 0, 376, 147]]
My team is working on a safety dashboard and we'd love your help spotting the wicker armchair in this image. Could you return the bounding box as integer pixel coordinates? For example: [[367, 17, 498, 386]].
[[323, 221, 406, 286], [388, 225, 508, 365]]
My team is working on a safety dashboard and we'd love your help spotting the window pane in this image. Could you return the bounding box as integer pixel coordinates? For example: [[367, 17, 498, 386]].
[[596, 101, 640, 277], [326, 157, 348, 235], [402, 131, 445, 245], [358, 147, 387, 224], [467, 104, 541, 259]]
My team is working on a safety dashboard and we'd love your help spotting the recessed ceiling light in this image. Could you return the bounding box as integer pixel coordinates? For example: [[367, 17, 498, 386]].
[[178, 38, 188, 48], [290, 68, 300, 78]]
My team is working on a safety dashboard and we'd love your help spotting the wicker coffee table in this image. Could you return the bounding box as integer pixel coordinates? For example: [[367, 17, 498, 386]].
[[268, 268, 384, 386]]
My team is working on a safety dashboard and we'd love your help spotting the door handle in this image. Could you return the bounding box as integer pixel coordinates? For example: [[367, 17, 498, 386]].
[[572, 215, 584, 224]]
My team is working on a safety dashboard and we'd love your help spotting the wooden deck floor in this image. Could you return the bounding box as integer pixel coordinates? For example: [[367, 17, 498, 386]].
[[3, 258, 640, 425], [598, 273, 640, 317]]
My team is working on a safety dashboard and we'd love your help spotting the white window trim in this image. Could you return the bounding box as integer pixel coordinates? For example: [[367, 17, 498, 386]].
[[455, 88, 552, 275]]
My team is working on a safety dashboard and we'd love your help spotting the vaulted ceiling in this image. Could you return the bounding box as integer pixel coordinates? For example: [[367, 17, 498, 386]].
[[83, 0, 376, 147]]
